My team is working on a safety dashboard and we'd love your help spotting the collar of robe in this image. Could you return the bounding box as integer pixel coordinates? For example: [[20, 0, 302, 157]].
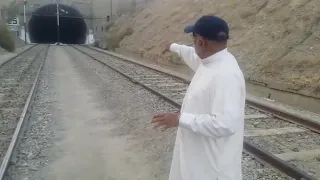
[[201, 48, 228, 65]]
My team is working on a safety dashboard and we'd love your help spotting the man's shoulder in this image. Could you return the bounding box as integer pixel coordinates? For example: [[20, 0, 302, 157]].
[[213, 66, 245, 85], [221, 52, 243, 75]]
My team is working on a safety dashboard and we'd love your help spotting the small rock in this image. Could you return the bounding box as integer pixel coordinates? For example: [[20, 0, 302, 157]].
[[21, 163, 28, 167], [21, 150, 29, 155], [309, 169, 316, 174], [29, 166, 38, 171], [256, 168, 264, 174], [291, 148, 299, 152], [253, 121, 260, 125]]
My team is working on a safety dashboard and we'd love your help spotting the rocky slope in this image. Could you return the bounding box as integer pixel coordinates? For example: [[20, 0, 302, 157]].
[[102, 0, 320, 97]]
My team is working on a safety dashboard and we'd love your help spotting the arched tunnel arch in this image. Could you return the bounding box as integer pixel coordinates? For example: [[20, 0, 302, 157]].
[[29, 4, 87, 44]]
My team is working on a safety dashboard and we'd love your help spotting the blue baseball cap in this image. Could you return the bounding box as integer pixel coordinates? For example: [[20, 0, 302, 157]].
[[184, 15, 229, 42]]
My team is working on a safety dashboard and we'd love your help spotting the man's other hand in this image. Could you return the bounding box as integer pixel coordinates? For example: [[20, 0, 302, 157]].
[[151, 113, 180, 131]]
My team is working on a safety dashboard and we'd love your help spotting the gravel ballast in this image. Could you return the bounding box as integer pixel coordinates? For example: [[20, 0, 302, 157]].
[[0, 45, 47, 165], [4, 46, 292, 180]]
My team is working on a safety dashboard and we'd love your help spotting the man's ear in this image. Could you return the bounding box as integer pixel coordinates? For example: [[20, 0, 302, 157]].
[[199, 37, 209, 48]]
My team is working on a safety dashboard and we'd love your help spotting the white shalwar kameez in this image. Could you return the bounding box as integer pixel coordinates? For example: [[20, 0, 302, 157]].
[[169, 43, 246, 180]]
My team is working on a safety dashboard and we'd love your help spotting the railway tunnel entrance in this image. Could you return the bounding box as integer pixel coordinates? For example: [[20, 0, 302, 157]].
[[29, 4, 87, 44]]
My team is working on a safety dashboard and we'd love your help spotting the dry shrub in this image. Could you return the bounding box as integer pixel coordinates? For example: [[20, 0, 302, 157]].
[[93, 40, 100, 47], [105, 27, 133, 51], [0, 21, 15, 52], [168, 53, 184, 65]]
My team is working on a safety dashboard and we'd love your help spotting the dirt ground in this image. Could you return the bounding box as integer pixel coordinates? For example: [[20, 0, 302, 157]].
[[100, 0, 320, 97]]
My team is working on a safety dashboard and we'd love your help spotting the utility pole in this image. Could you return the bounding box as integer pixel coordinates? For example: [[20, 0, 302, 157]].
[[131, 0, 136, 13], [56, 3, 60, 44], [0, 8, 4, 21], [110, 0, 112, 19], [90, 0, 93, 30], [23, 0, 27, 44]]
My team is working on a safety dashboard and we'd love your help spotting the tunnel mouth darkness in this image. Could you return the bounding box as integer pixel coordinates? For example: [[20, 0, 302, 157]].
[[29, 4, 87, 44]]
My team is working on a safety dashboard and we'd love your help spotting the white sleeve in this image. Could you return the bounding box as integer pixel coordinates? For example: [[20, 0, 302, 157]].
[[178, 76, 245, 138], [169, 43, 200, 72]]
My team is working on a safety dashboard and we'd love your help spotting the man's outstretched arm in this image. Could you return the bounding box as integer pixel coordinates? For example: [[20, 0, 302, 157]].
[[169, 43, 200, 72]]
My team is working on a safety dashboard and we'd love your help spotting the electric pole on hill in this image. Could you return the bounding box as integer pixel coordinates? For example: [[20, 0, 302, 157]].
[[23, 0, 27, 44], [110, 0, 112, 19], [131, 0, 136, 12], [90, 0, 93, 32], [56, 3, 60, 44]]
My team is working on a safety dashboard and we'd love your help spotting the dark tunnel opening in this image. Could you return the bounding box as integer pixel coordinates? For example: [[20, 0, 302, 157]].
[[29, 4, 87, 44]]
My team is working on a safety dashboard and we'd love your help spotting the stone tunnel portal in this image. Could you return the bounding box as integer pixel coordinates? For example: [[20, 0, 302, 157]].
[[29, 3, 87, 44]]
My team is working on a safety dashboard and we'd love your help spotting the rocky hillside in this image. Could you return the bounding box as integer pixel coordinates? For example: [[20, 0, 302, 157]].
[[103, 0, 320, 96]]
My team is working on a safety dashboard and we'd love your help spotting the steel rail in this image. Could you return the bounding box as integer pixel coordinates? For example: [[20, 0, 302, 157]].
[[246, 99, 320, 134], [82, 45, 320, 134], [0, 45, 50, 180], [73, 45, 318, 180]]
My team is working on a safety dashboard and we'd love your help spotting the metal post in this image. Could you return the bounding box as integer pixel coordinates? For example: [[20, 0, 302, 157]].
[[90, 0, 93, 24], [110, 0, 112, 19], [89, 0, 92, 44], [0, 9, 4, 21], [132, 0, 136, 12], [23, 0, 27, 44], [56, 3, 60, 44]]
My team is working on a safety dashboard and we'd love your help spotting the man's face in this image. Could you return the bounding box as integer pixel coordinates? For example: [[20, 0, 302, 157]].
[[192, 33, 206, 59]]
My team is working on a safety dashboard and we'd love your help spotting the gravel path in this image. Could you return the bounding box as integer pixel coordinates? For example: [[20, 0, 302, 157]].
[[4, 46, 291, 180]]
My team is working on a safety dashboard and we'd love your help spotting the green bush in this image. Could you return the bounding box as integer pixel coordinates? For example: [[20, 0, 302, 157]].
[[93, 40, 99, 47], [168, 54, 184, 65], [106, 27, 133, 51], [0, 22, 15, 52]]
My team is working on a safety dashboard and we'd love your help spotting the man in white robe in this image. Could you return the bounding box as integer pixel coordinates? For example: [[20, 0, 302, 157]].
[[151, 15, 246, 180]]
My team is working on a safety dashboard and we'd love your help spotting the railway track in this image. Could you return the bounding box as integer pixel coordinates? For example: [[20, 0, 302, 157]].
[[73, 45, 320, 180], [0, 44, 49, 179]]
